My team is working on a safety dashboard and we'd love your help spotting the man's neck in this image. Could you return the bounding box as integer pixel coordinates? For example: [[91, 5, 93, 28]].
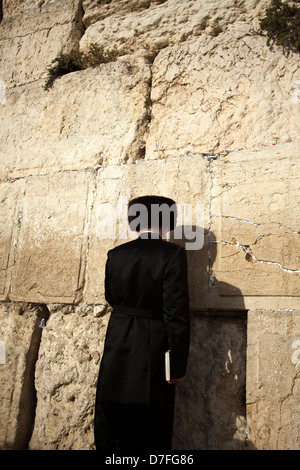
[[139, 228, 162, 237]]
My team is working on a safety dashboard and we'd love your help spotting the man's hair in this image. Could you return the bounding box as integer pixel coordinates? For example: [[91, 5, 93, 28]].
[[128, 195, 177, 232]]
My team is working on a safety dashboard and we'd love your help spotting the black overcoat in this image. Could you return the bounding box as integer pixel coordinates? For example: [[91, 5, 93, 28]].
[[94, 232, 190, 451]]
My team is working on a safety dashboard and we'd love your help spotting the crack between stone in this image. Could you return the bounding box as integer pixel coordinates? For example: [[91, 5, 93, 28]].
[[279, 372, 300, 435], [12, 303, 51, 449], [133, 57, 157, 165], [212, 214, 261, 226], [5, 166, 101, 185], [211, 239, 300, 274], [207, 157, 215, 295], [25, 303, 51, 449]]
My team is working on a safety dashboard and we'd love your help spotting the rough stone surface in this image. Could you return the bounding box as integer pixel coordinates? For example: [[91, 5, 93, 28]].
[[80, 0, 270, 61], [0, 61, 151, 182], [29, 303, 109, 450], [10, 171, 93, 304], [173, 311, 247, 450], [0, 0, 300, 451], [247, 310, 300, 450], [146, 23, 300, 158], [0, 302, 48, 449], [0, 0, 84, 88], [210, 142, 300, 301]]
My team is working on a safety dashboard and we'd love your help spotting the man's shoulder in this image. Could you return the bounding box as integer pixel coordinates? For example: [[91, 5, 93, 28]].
[[108, 238, 186, 256], [107, 239, 137, 255]]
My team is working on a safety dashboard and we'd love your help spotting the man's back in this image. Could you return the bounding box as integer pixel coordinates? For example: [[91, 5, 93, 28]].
[[95, 230, 190, 451], [105, 233, 187, 312]]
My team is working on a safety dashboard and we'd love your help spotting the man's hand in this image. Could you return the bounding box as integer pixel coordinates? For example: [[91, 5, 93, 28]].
[[168, 376, 185, 385]]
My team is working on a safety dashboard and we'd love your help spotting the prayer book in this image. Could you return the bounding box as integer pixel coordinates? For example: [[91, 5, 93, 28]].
[[165, 350, 171, 381]]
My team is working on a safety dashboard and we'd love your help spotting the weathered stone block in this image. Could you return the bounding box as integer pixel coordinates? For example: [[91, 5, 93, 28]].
[[3, 0, 42, 18], [0, 0, 84, 87], [246, 309, 300, 450], [82, 0, 165, 27], [146, 24, 300, 158], [0, 61, 151, 182], [210, 143, 300, 303], [80, 0, 269, 60], [29, 303, 109, 450], [0, 302, 48, 449], [10, 171, 93, 304]]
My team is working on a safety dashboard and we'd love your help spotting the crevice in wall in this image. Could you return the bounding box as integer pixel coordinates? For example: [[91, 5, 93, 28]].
[[14, 303, 51, 450], [133, 62, 153, 164], [76, 0, 87, 41], [0, 1, 3, 23], [146, 68, 153, 127], [206, 155, 217, 292], [144, 63, 153, 151], [66, 0, 87, 53], [212, 238, 300, 274]]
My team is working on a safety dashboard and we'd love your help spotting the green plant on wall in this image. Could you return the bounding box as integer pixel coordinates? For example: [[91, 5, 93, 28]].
[[43, 43, 118, 90], [259, 0, 300, 53]]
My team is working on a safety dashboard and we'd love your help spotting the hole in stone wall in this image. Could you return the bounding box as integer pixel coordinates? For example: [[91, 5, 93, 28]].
[[0, 1, 3, 23], [137, 146, 146, 160]]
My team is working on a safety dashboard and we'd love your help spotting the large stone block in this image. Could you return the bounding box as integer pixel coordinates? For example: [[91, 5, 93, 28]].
[[146, 23, 300, 158], [29, 303, 109, 450], [10, 171, 93, 304], [210, 143, 300, 307], [246, 309, 300, 450], [0, 0, 84, 87], [82, 0, 168, 28], [0, 302, 48, 449], [0, 61, 151, 182], [80, 0, 269, 60]]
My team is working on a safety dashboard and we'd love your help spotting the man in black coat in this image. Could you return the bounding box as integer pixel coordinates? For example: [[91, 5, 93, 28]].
[[94, 195, 190, 451]]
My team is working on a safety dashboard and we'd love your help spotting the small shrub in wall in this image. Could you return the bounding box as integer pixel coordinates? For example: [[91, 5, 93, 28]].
[[259, 0, 300, 53], [43, 43, 118, 90]]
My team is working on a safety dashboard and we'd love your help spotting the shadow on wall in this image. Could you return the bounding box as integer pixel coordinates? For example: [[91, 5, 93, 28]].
[[170, 227, 252, 450]]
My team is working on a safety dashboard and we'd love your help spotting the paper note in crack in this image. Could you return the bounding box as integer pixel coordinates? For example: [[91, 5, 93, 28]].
[[0, 341, 6, 364]]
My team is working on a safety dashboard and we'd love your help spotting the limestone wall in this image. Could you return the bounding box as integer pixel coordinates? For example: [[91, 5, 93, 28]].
[[0, 0, 299, 450]]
